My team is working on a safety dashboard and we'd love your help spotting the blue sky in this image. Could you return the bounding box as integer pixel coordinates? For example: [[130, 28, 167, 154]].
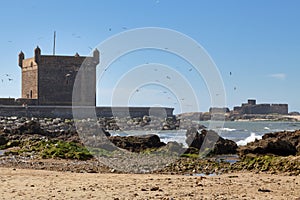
[[0, 0, 300, 113]]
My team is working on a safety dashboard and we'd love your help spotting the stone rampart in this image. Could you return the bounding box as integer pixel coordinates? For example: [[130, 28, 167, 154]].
[[0, 106, 174, 119]]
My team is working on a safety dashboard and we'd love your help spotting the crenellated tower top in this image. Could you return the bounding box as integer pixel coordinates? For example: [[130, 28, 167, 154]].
[[18, 51, 25, 67]]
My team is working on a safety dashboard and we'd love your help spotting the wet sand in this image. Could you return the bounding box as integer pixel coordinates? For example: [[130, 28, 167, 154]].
[[0, 167, 299, 200]]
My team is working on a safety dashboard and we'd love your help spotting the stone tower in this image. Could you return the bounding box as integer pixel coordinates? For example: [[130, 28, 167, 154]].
[[18, 47, 99, 106]]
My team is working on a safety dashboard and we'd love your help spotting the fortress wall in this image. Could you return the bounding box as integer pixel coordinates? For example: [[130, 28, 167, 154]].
[[209, 107, 230, 113], [251, 104, 271, 114], [22, 58, 38, 99], [234, 102, 289, 115], [38, 55, 88, 105], [0, 98, 16, 105], [270, 104, 288, 114], [0, 106, 174, 119]]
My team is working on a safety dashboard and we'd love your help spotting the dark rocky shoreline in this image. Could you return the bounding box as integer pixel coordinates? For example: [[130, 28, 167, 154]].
[[0, 116, 299, 175]]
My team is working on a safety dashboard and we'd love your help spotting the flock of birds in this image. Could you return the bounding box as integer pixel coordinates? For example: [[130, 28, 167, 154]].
[[1, 74, 13, 83], [132, 68, 238, 103]]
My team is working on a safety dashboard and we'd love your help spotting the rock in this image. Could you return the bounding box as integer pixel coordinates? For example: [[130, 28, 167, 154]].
[[186, 127, 203, 148], [258, 188, 271, 192], [5, 140, 20, 148], [142, 115, 151, 123], [185, 127, 237, 155], [0, 135, 8, 146], [150, 186, 159, 191], [212, 134, 238, 155], [109, 134, 166, 152], [163, 141, 185, 153], [238, 130, 300, 157], [100, 127, 110, 137], [11, 120, 44, 135]]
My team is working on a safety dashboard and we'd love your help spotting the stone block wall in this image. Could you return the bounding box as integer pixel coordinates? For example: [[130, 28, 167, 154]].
[[0, 98, 16, 105], [37, 55, 93, 105], [19, 47, 98, 106], [270, 104, 288, 115], [21, 58, 38, 99], [0, 106, 174, 119]]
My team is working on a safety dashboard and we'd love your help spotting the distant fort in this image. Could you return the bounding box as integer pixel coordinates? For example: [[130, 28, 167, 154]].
[[233, 99, 288, 115], [0, 47, 174, 118]]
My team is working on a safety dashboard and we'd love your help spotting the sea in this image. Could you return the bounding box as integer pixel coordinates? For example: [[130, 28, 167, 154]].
[[110, 121, 300, 147]]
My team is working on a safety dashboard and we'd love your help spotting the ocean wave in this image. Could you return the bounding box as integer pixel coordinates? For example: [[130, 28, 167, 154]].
[[236, 132, 262, 146], [264, 127, 270, 130], [217, 127, 236, 132]]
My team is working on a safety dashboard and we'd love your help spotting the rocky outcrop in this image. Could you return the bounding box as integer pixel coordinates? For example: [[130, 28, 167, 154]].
[[238, 130, 300, 156], [0, 135, 8, 146], [109, 134, 166, 153], [185, 127, 238, 155], [10, 120, 44, 135]]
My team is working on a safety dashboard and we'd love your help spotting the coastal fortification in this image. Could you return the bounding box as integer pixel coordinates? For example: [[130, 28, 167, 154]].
[[234, 99, 288, 115], [0, 47, 174, 118], [18, 47, 98, 106]]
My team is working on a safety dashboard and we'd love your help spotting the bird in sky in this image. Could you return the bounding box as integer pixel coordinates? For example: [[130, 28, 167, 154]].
[[166, 76, 171, 79], [8, 78, 13, 81], [230, 72, 232, 76], [234, 86, 237, 90]]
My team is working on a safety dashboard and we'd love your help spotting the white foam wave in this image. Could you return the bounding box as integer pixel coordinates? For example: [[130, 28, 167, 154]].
[[264, 127, 270, 130], [218, 127, 236, 132], [236, 132, 262, 146]]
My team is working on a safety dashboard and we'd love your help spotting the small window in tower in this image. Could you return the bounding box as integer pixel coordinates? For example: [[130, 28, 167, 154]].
[[30, 90, 33, 98], [30, 62, 33, 68]]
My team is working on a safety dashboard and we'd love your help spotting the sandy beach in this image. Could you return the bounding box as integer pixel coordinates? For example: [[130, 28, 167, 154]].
[[0, 167, 299, 200]]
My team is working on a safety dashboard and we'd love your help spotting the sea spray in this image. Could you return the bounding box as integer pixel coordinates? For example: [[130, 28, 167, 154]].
[[236, 132, 262, 146]]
